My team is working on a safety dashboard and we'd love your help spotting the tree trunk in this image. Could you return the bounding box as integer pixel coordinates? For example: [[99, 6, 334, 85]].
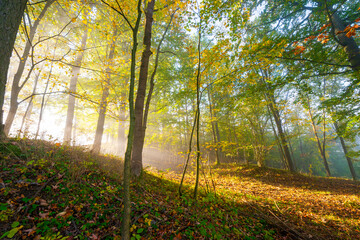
[[194, 17, 202, 200], [142, 11, 175, 153], [4, 0, 54, 136], [120, 0, 142, 238], [0, 0, 27, 137], [333, 122, 357, 180], [92, 28, 117, 153], [131, 0, 156, 177], [267, 94, 295, 172], [266, 104, 286, 169], [207, 87, 221, 165], [327, 9, 360, 71], [259, 69, 295, 172], [306, 97, 331, 177], [63, 27, 88, 144], [19, 71, 40, 136], [117, 111, 126, 156]]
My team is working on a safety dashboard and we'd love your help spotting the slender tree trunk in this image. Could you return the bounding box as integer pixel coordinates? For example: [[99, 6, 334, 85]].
[[92, 86, 110, 153], [19, 71, 40, 136], [194, 17, 202, 200], [35, 63, 53, 139], [259, 70, 295, 172], [333, 122, 357, 180], [207, 86, 220, 165], [131, 0, 156, 177], [266, 104, 286, 168], [184, 97, 189, 150], [117, 111, 126, 156], [120, 0, 142, 238], [0, 0, 28, 137], [306, 97, 331, 176], [92, 28, 118, 153], [4, 0, 54, 135], [64, 27, 88, 144], [267, 95, 295, 171], [179, 109, 198, 196]]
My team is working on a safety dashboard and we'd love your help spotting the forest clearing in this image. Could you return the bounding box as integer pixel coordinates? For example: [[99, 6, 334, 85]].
[[1, 0, 360, 239], [1, 139, 359, 239]]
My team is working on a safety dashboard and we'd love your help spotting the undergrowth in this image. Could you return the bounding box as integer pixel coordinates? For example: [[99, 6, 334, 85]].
[[1, 139, 359, 239]]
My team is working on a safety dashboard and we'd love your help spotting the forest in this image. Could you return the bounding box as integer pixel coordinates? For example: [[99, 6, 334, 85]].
[[0, 0, 360, 239]]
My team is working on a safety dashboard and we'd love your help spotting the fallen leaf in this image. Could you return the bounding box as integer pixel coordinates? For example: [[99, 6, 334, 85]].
[[39, 199, 48, 206], [39, 212, 49, 219]]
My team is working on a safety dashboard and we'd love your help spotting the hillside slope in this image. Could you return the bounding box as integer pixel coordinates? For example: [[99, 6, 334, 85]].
[[1, 139, 359, 239]]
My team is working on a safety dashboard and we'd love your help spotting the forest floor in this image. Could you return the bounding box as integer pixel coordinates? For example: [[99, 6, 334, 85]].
[[1, 139, 359, 240]]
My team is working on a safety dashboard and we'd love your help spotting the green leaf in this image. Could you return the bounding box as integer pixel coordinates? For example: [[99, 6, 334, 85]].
[[6, 227, 21, 238], [0, 203, 8, 211], [137, 228, 144, 234], [0, 231, 9, 239], [11, 222, 19, 228]]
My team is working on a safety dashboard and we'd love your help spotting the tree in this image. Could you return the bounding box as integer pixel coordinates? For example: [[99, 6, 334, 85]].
[[259, 68, 296, 172], [64, 18, 89, 144], [4, 0, 55, 136], [100, 0, 143, 238], [0, 0, 28, 137], [131, 0, 156, 177], [92, 26, 118, 153]]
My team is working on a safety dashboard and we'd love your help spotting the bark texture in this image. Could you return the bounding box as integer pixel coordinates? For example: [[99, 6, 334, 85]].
[[0, 0, 27, 136], [329, 11, 360, 71], [121, 0, 142, 237], [131, 0, 156, 177]]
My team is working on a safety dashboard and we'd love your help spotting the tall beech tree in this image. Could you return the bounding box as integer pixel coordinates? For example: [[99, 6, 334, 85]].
[[100, 0, 143, 238], [131, 0, 156, 177], [0, 0, 28, 137]]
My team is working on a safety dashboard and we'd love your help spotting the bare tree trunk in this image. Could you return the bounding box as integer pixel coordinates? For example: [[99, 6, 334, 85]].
[[19, 70, 40, 136], [131, 0, 156, 177], [266, 104, 286, 168], [179, 109, 198, 196], [117, 0, 142, 238], [117, 111, 126, 156], [63, 27, 88, 144], [92, 27, 118, 153], [4, 0, 54, 135], [259, 69, 295, 172], [207, 87, 220, 165], [35, 64, 53, 139], [306, 96, 331, 177], [333, 122, 357, 180], [266, 91, 295, 171], [194, 17, 202, 200], [0, 0, 28, 137]]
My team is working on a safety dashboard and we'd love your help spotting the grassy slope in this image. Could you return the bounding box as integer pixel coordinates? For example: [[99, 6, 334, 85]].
[[0, 139, 359, 240]]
